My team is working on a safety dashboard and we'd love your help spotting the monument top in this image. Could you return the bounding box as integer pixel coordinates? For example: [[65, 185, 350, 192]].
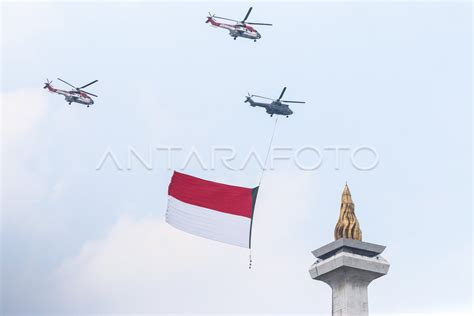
[[334, 183, 362, 241], [311, 238, 386, 260], [310, 184, 390, 316]]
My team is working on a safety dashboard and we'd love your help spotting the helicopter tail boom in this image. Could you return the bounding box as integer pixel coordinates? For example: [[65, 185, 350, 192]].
[[245, 94, 258, 107], [206, 15, 220, 26], [245, 96, 270, 108]]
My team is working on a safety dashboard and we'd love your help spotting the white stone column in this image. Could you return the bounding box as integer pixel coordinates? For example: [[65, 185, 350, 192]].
[[309, 238, 390, 316]]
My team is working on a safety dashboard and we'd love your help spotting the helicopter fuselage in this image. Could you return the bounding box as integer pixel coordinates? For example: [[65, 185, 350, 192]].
[[246, 98, 293, 116], [65, 92, 94, 105], [45, 84, 94, 106], [207, 18, 262, 41], [229, 25, 261, 40]]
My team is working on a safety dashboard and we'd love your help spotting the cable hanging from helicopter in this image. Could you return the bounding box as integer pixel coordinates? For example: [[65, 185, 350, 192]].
[[245, 87, 306, 191], [243, 87, 305, 268]]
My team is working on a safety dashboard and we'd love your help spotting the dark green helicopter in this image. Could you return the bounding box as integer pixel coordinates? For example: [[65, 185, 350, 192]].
[[245, 87, 305, 117]]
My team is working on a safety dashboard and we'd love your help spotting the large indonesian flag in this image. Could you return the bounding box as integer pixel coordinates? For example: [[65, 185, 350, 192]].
[[166, 171, 259, 248]]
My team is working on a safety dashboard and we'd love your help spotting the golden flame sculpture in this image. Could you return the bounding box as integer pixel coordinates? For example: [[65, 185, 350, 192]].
[[334, 183, 362, 241]]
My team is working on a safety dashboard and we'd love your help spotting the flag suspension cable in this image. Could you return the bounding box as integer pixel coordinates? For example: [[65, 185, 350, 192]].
[[250, 116, 279, 269], [259, 116, 279, 185]]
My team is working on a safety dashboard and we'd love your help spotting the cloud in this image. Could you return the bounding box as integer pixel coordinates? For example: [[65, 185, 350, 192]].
[[1, 88, 48, 146], [1, 86, 83, 228], [1, 88, 50, 225]]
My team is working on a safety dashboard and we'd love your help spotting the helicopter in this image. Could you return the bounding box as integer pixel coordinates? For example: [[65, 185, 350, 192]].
[[206, 7, 272, 41], [43, 78, 98, 107], [245, 87, 305, 117]]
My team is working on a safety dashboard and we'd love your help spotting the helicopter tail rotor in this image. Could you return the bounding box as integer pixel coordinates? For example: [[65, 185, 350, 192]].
[[245, 93, 257, 106], [43, 79, 52, 89], [206, 12, 215, 23], [244, 92, 251, 102]]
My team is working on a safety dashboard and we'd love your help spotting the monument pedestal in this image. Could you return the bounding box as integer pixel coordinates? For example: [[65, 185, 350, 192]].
[[309, 238, 390, 316]]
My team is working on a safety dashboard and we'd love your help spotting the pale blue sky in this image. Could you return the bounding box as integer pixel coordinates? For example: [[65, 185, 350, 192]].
[[1, 1, 472, 315]]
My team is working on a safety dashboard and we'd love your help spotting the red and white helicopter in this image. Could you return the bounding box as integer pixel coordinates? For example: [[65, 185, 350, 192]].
[[206, 7, 272, 41], [44, 78, 98, 107]]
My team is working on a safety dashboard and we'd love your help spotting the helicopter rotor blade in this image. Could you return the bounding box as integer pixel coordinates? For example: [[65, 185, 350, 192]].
[[213, 15, 239, 23], [281, 100, 305, 104], [251, 94, 275, 101], [57, 78, 77, 90], [246, 22, 272, 26], [80, 90, 98, 97], [79, 80, 98, 89], [277, 87, 287, 101], [242, 7, 252, 22]]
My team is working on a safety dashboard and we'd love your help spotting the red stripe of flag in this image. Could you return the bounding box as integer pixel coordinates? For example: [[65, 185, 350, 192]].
[[168, 171, 256, 219]]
